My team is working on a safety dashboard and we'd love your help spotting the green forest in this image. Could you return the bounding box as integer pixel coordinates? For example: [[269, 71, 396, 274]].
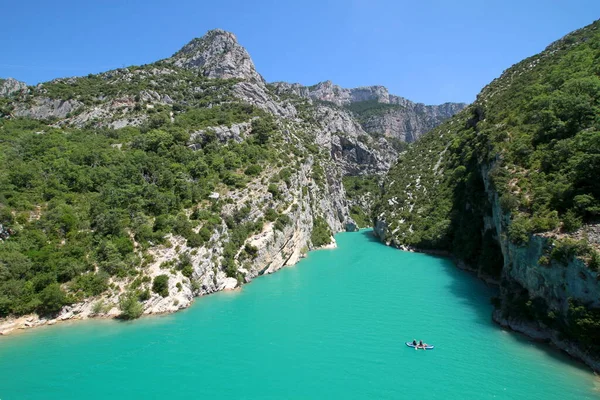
[[0, 102, 283, 317]]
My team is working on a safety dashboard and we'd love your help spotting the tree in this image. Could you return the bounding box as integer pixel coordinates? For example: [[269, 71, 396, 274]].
[[119, 292, 143, 320], [251, 116, 276, 145], [37, 283, 68, 315], [152, 275, 169, 297]]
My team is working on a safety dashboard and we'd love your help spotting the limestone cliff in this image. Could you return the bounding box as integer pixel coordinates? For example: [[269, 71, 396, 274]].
[[272, 80, 466, 143], [167, 29, 264, 83]]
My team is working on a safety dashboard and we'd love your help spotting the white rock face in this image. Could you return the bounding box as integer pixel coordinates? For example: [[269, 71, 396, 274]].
[[168, 29, 264, 83], [272, 81, 466, 143], [0, 78, 27, 97], [13, 98, 82, 120]]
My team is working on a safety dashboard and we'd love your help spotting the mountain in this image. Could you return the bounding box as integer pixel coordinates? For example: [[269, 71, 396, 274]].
[[272, 80, 466, 142], [374, 20, 600, 371], [0, 29, 458, 331], [167, 29, 264, 83]]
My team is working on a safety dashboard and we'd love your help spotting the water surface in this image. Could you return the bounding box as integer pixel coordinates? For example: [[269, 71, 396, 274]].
[[1, 230, 597, 399]]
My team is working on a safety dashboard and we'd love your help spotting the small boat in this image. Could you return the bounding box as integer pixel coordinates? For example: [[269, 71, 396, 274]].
[[406, 342, 434, 350]]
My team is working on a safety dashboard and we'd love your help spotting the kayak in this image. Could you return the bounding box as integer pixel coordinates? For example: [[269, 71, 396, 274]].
[[406, 342, 434, 350]]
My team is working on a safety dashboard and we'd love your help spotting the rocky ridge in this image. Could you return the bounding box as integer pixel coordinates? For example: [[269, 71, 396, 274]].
[[272, 80, 466, 142]]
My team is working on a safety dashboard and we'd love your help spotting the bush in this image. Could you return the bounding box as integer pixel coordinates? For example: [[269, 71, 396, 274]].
[[186, 233, 203, 248], [138, 289, 151, 302], [268, 183, 280, 200], [244, 243, 258, 258], [499, 193, 519, 213], [264, 208, 278, 222], [508, 216, 531, 245], [152, 275, 169, 297], [37, 283, 68, 315], [311, 217, 332, 247], [561, 209, 582, 232], [550, 239, 587, 266], [274, 214, 291, 231], [119, 292, 143, 320], [244, 164, 262, 176]]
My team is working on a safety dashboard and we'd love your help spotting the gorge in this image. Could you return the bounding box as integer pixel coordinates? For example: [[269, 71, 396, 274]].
[[1, 18, 600, 378]]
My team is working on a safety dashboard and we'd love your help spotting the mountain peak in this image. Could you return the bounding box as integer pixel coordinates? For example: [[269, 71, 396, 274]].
[[167, 29, 264, 83]]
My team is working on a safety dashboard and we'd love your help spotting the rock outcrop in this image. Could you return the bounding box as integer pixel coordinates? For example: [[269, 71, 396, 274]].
[[273, 80, 466, 142], [0, 78, 27, 97], [167, 29, 264, 83]]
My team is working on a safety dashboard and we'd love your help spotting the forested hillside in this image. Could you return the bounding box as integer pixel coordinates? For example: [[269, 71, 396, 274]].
[[374, 20, 600, 368]]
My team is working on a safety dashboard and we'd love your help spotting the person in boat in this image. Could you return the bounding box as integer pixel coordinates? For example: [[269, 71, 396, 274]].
[[418, 340, 424, 348], [412, 339, 417, 346]]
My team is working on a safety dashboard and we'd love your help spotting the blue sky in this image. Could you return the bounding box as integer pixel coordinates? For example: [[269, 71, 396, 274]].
[[1, 1, 598, 104]]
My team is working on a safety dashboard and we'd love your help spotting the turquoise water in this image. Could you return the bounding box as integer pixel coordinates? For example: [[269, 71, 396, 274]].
[[1, 230, 598, 399]]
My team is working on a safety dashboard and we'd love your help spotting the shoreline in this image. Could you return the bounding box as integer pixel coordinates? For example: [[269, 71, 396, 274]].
[[0, 237, 340, 338]]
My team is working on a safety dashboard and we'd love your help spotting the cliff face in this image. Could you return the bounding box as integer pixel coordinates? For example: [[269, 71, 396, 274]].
[[167, 29, 265, 83], [272, 80, 466, 143], [374, 20, 600, 371]]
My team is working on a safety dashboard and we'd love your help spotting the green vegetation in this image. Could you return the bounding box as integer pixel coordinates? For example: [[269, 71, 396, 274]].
[[119, 291, 143, 320], [349, 205, 370, 229], [311, 217, 332, 248], [34, 63, 240, 109], [375, 20, 600, 356], [342, 175, 380, 199], [344, 100, 404, 125], [0, 94, 282, 317], [377, 20, 600, 268], [152, 275, 169, 297], [342, 175, 380, 228]]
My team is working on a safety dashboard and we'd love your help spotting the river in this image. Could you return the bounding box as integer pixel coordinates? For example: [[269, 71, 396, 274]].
[[0, 230, 597, 399]]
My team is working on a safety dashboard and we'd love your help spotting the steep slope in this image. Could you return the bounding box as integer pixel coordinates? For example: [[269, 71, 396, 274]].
[[272, 80, 466, 143], [374, 20, 600, 370]]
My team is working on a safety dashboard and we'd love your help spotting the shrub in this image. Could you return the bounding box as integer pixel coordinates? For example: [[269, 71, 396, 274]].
[[119, 292, 143, 320], [550, 239, 586, 266], [264, 208, 278, 222], [561, 210, 582, 233], [499, 193, 519, 213], [244, 243, 258, 258], [274, 214, 291, 231], [311, 217, 332, 248], [268, 183, 280, 200], [187, 233, 203, 248], [152, 275, 169, 297], [181, 265, 194, 278], [508, 216, 531, 245], [244, 164, 262, 176], [37, 283, 68, 315]]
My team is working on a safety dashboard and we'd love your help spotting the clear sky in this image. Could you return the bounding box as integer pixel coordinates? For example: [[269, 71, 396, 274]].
[[1, 1, 598, 104]]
